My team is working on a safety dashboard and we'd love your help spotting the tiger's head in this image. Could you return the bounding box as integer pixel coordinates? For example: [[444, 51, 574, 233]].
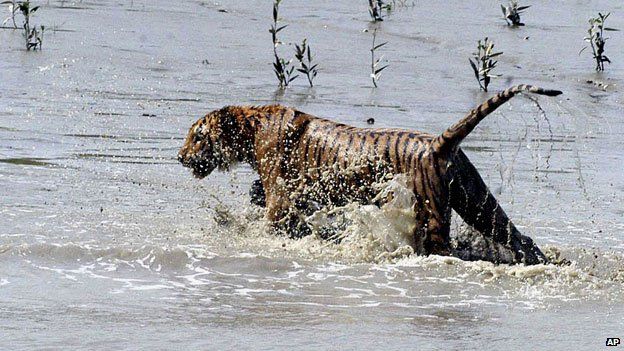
[[178, 111, 234, 179]]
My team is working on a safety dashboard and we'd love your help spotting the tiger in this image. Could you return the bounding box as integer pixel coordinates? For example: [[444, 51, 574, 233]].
[[178, 84, 562, 265]]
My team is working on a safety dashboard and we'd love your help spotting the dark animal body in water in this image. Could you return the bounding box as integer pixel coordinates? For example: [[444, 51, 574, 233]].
[[178, 85, 562, 265]]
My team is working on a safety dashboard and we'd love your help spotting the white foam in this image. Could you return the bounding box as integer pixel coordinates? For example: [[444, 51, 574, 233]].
[[208, 175, 419, 264]]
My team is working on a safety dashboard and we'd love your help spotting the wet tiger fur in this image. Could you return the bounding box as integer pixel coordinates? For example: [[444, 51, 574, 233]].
[[178, 84, 562, 265]]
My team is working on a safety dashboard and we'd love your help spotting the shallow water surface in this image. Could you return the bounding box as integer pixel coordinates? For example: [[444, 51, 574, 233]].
[[1, 0, 623, 349]]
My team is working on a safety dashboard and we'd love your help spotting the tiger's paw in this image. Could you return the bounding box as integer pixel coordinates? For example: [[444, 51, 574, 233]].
[[510, 234, 549, 265]]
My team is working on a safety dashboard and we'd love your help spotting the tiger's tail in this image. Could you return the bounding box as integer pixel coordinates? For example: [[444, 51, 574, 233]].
[[430, 84, 562, 155]]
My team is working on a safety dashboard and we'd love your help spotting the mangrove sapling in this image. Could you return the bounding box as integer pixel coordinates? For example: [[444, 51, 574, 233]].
[[469, 37, 502, 92], [370, 0, 414, 20], [580, 12, 619, 71], [368, 0, 384, 21], [270, 0, 297, 88], [389, 0, 413, 8], [18, 0, 44, 50], [294, 39, 318, 87], [501, 1, 530, 26], [370, 29, 388, 88], [1, 0, 18, 28], [382, 0, 414, 13]]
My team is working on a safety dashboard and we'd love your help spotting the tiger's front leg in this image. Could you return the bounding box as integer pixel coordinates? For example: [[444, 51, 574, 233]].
[[265, 195, 311, 239], [262, 175, 311, 239], [249, 179, 266, 207]]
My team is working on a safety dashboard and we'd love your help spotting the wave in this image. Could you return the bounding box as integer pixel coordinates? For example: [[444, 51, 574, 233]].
[[0, 242, 217, 272]]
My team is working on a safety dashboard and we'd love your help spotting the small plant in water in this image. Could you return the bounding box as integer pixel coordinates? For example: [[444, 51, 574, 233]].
[[369, 0, 413, 20], [580, 12, 619, 71], [269, 0, 297, 88], [18, 0, 44, 50], [370, 29, 388, 88], [294, 39, 318, 87], [368, 0, 384, 21], [501, 1, 530, 26], [468, 37, 502, 92], [1, 0, 18, 28]]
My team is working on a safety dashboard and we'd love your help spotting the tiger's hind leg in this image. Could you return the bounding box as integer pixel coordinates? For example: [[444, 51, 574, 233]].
[[449, 150, 548, 265]]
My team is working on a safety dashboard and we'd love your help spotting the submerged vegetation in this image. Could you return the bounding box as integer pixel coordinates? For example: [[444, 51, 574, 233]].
[[469, 38, 502, 92], [580, 12, 619, 71], [501, 1, 530, 26], [369, 29, 388, 88]]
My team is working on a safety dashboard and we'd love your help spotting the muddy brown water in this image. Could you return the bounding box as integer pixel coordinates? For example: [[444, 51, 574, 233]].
[[1, 0, 623, 349]]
